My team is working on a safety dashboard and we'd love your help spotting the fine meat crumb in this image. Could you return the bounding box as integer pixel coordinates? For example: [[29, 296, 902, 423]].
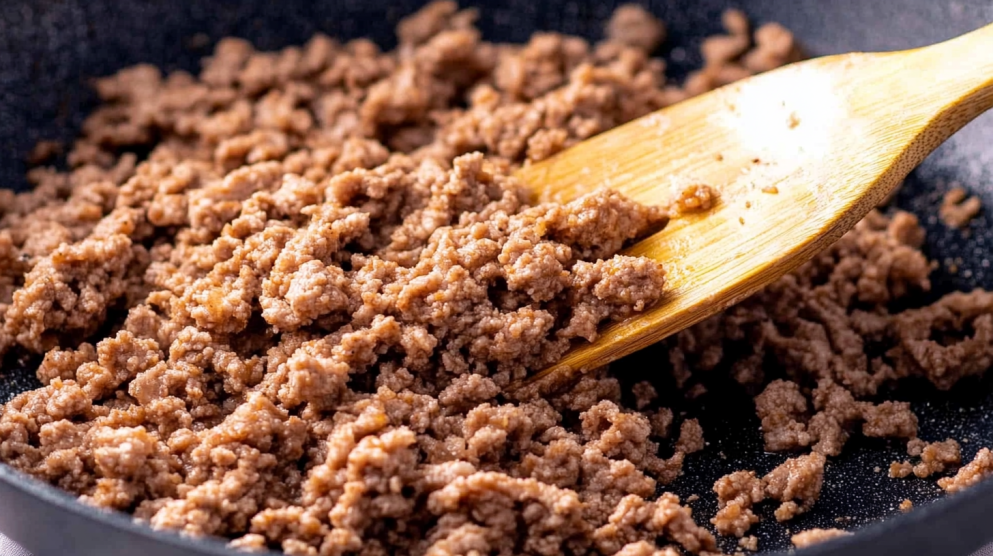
[[672, 184, 717, 215], [938, 448, 993, 494], [889, 438, 961, 479], [791, 528, 852, 548], [939, 187, 982, 229], [899, 499, 913, 513], [712, 471, 764, 537], [738, 535, 758, 551], [632, 381, 658, 410], [649, 407, 675, 439], [27, 140, 63, 165], [606, 5, 667, 52], [676, 418, 705, 454], [711, 453, 825, 537], [889, 461, 914, 479], [764, 452, 826, 522]]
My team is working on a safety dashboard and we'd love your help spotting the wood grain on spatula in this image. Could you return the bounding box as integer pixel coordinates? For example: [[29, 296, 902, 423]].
[[512, 23, 993, 398]]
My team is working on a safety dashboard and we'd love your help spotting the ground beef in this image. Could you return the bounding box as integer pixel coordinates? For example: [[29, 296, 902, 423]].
[[938, 448, 993, 494], [671, 184, 717, 215], [606, 5, 666, 52], [737, 535, 758, 552], [899, 498, 913, 513], [790, 528, 851, 548], [666, 208, 993, 462], [939, 186, 982, 229], [710, 453, 825, 537], [26, 140, 63, 166], [752, 379, 918, 457], [0, 4, 770, 555], [2, 3, 993, 555], [889, 438, 961, 479], [889, 460, 915, 480], [763, 452, 826, 522], [631, 381, 659, 410], [675, 418, 705, 454], [678, 9, 801, 100], [711, 471, 764, 537]]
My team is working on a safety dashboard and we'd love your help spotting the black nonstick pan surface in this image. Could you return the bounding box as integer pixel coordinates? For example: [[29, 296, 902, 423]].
[[1, 1, 993, 555]]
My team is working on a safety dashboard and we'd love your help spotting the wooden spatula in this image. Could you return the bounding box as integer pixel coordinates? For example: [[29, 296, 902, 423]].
[[512, 23, 993, 398]]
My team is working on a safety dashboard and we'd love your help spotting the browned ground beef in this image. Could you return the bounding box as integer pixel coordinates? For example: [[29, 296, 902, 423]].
[[710, 453, 825, 538], [940, 186, 982, 229], [938, 448, 993, 494], [0, 3, 991, 556], [790, 528, 851, 548], [738, 535, 759, 551], [889, 438, 961, 479]]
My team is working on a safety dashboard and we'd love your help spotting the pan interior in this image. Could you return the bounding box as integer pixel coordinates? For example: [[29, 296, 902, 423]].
[[1, 1, 993, 554]]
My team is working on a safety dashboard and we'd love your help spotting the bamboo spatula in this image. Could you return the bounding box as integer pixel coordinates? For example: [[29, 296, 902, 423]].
[[512, 23, 993, 398]]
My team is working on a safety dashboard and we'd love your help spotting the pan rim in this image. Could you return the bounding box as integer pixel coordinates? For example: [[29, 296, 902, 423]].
[[2, 456, 993, 556], [0, 462, 275, 556]]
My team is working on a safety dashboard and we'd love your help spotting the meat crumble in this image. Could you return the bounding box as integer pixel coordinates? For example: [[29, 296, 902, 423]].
[[938, 448, 993, 494], [710, 453, 825, 538], [939, 186, 982, 229], [889, 438, 961, 479], [671, 184, 717, 215], [737, 535, 758, 552], [790, 528, 851, 549], [0, 3, 992, 556]]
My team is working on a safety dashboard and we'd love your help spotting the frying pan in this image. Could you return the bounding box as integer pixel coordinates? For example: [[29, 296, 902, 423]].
[[1, 1, 992, 555]]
